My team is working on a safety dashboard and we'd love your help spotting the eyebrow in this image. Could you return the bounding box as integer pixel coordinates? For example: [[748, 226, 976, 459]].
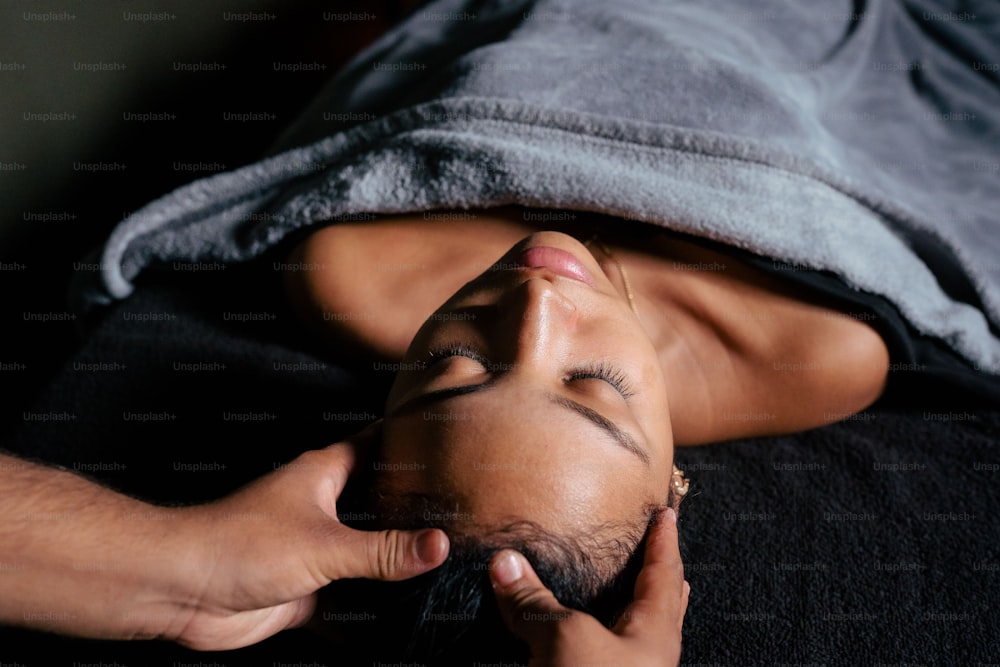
[[547, 393, 650, 466], [389, 381, 650, 466]]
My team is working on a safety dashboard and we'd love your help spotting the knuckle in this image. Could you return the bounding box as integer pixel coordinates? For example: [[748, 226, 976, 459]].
[[510, 587, 552, 614], [297, 448, 325, 465], [369, 530, 403, 579], [667, 557, 686, 581], [291, 449, 327, 475]]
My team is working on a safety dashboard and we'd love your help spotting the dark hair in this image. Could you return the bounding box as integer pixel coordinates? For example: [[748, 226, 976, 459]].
[[322, 489, 672, 665]]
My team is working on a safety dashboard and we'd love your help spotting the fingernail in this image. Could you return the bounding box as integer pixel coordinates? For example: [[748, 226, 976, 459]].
[[492, 550, 524, 586], [414, 530, 445, 564], [662, 507, 677, 525]]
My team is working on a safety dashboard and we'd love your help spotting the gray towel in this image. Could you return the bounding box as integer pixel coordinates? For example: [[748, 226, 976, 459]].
[[71, 0, 1000, 374]]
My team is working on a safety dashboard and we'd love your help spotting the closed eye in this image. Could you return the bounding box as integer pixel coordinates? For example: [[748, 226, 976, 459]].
[[425, 342, 635, 400], [426, 342, 488, 367], [566, 361, 635, 399]]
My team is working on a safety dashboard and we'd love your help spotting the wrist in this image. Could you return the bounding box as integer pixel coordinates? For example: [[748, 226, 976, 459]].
[[52, 496, 210, 641], [116, 502, 218, 642], [0, 455, 225, 642], [35, 494, 214, 641]]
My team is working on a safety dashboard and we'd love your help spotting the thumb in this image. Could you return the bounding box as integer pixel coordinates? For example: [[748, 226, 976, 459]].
[[329, 526, 449, 581], [489, 549, 585, 652]]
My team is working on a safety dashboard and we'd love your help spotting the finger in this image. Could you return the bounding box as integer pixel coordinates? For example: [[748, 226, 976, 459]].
[[347, 419, 384, 452], [489, 549, 595, 652], [323, 420, 383, 474], [617, 507, 686, 636], [349, 418, 385, 451], [328, 525, 449, 581], [643, 507, 683, 570], [316, 420, 385, 502], [679, 580, 690, 632]]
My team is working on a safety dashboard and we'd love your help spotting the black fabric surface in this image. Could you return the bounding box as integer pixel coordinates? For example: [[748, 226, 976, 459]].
[[4, 252, 1000, 666]]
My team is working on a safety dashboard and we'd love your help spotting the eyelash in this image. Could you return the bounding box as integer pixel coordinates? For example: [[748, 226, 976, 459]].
[[426, 343, 488, 366], [425, 343, 636, 399], [570, 361, 636, 399]]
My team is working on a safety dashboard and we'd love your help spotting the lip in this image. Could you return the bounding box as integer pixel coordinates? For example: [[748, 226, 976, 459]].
[[514, 246, 597, 287]]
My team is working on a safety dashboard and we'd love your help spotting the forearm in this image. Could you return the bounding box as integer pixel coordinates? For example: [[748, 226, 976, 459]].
[[0, 432, 449, 651], [0, 453, 202, 640]]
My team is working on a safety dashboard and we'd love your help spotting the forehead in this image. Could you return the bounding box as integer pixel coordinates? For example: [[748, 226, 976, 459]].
[[379, 393, 658, 533]]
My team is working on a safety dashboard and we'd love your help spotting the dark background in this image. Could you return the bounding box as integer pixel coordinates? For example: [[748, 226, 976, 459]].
[[0, 1, 423, 663], [3, 3, 999, 666], [0, 0, 424, 442]]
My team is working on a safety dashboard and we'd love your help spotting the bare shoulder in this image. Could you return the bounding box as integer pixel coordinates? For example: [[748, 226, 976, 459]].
[[282, 223, 405, 357], [280, 212, 534, 359], [799, 311, 889, 420], [633, 235, 891, 444], [739, 304, 890, 437], [674, 309, 889, 445]]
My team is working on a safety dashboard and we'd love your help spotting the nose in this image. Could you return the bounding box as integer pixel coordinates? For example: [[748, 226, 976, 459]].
[[493, 277, 579, 367]]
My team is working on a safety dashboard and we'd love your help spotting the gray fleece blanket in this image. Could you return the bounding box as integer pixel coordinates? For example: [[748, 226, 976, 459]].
[[71, 0, 1000, 375]]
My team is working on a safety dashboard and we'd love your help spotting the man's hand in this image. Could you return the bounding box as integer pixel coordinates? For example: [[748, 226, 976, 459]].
[[162, 421, 449, 650], [0, 423, 446, 648], [490, 508, 688, 667]]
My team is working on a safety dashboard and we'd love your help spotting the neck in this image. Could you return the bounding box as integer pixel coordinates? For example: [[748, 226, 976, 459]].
[[587, 234, 764, 446], [286, 209, 889, 447]]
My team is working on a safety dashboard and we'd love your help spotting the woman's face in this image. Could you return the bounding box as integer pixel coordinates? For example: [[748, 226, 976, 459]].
[[380, 231, 675, 534]]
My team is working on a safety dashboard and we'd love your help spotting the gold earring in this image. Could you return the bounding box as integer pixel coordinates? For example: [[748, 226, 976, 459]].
[[672, 465, 689, 498]]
